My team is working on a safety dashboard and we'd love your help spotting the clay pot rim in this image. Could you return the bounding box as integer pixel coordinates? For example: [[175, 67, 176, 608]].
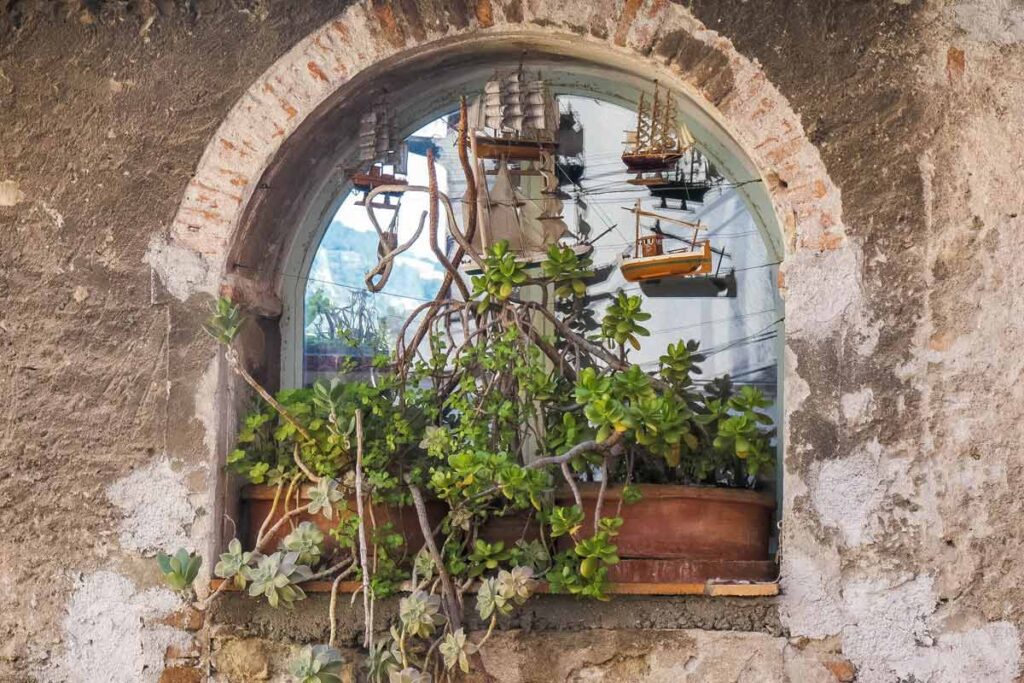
[[241, 483, 344, 501], [559, 483, 776, 509], [243, 483, 775, 508]]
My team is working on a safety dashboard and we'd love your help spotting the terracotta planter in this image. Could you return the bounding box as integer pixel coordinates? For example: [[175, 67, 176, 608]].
[[477, 510, 543, 547], [240, 485, 444, 564], [558, 484, 776, 584]]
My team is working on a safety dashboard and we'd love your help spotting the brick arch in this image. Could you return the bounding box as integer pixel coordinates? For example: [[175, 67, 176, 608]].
[[161, 0, 846, 314], [164, 0, 856, 571]]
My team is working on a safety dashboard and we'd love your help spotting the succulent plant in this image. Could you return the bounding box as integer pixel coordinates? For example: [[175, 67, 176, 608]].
[[476, 576, 507, 620], [477, 566, 536, 621], [280, 521, 325, 568], [365, 638, 401, 683], [289, 644, 345, 683], [203, 297, 244, 345], [467, 539, 511, 577], [308, 477, 344, 520], [243, 551, 313, 608], [412, 548, 435, 582], [398, 590, 444, 638], [599, 290, 651, 350], [439, 628, 475, 674], [388, 667, 432, 683], [156, 548, 202, 592], [511, 539, 550, 572], [214, 538, 252, 590], [496, 566, 536, 605]]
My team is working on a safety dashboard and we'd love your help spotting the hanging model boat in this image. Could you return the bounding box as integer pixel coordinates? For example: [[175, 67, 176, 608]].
[[460, 70, 591, 270], [555, 105, 585, 187], [466, 153, 578, 261], [619, 200, 713, 283], [467, 67, 559, 161], [622, 81, 695, 180], [351, 101, 408, 209], [647, 147, 723, 210]]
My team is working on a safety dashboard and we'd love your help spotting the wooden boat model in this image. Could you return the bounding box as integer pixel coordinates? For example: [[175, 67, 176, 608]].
[[468, 68, 559, 162], [622, 81, 694, 178], [555, 106, 585, 187], [619, 200, 713, 283], [459, 71, 593, 274], [646, 148, 722, 210], [351, 103, 408, 209], [464, 153, 586, 266]]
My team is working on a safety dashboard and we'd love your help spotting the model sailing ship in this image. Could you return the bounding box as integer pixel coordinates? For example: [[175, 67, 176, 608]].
[[351, 101, 408, 209], [622, 81, 695, 183], [467, 68, 558, 161], [555, 106, 585, 187], [648, 147, 722, 210], [463, 67, 589, 265]]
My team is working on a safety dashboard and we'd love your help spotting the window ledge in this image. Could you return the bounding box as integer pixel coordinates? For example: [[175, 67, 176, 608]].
[[209, 578, 778, 598]]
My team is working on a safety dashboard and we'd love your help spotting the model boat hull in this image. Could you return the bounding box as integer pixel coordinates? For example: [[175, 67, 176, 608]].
[[474, 135, 557, 161], [620, 242, 713, 282], [622, 152, 684, 173]]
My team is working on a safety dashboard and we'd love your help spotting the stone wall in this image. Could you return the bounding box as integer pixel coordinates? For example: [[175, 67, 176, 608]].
[[2, 1, 1024, 681]]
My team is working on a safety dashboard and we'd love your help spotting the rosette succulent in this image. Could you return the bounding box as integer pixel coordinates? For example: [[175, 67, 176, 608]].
[[389, 668, 432, 683], [156, 548, 202, 593], [280, 521, 325, 568], [496, 566, 536, 605], [398, 590, 444, 638], [289, 644, 345, 683], [439, 628, 475, 674], [477, 566, 536, 620], [308, 477, 345, 520], [214, 538, 252, 590], [243, 551, 313, 608]]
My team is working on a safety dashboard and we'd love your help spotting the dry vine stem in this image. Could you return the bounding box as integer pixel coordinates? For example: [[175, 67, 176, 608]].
[[354, 409, 373, 649], [407, 480, 462, 632]]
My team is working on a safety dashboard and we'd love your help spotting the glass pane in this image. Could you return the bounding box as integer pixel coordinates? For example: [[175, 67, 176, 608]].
[[303, 117, 452, 386], [301, 99, 779, 416]]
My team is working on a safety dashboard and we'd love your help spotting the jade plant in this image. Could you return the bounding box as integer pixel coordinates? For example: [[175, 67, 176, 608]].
[[159, 113, 775, 682]]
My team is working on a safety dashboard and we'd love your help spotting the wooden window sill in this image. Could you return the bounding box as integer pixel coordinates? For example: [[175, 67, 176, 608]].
[[209, 578, 778, 597]]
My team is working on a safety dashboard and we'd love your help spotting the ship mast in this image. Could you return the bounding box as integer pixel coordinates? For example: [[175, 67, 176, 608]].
[[648, 81, 660, 154]]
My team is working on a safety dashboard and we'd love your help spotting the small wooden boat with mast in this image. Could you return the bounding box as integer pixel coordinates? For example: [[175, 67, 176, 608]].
[[622, 80, 695, 182], [619, 199, 713, 282], [351, 100, 408, 209]]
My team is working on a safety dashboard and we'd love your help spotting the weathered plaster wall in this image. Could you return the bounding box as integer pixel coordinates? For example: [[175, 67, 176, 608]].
[[2, 1, 1024, 682]]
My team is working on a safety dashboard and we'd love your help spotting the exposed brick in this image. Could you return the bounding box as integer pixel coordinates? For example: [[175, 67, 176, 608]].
[[159, 667, 203, 683], [823, 657, 856, 682], [475, 0, 494, 28], [614, 0, 644, 46], [306, 61, 329, 83], [947, 45, 965, 84], [160, 606, 205, 632], [164, 639, 200, 664]]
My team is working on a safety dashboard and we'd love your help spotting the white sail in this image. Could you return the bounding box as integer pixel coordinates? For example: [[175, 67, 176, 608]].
[[468, 161, 491, 252], [483, 161, 527, 251], [467, 97, 486, 131], [473, 69, 558, 142], [537, 151, 560, 194], [358, 105, 404, 168]]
